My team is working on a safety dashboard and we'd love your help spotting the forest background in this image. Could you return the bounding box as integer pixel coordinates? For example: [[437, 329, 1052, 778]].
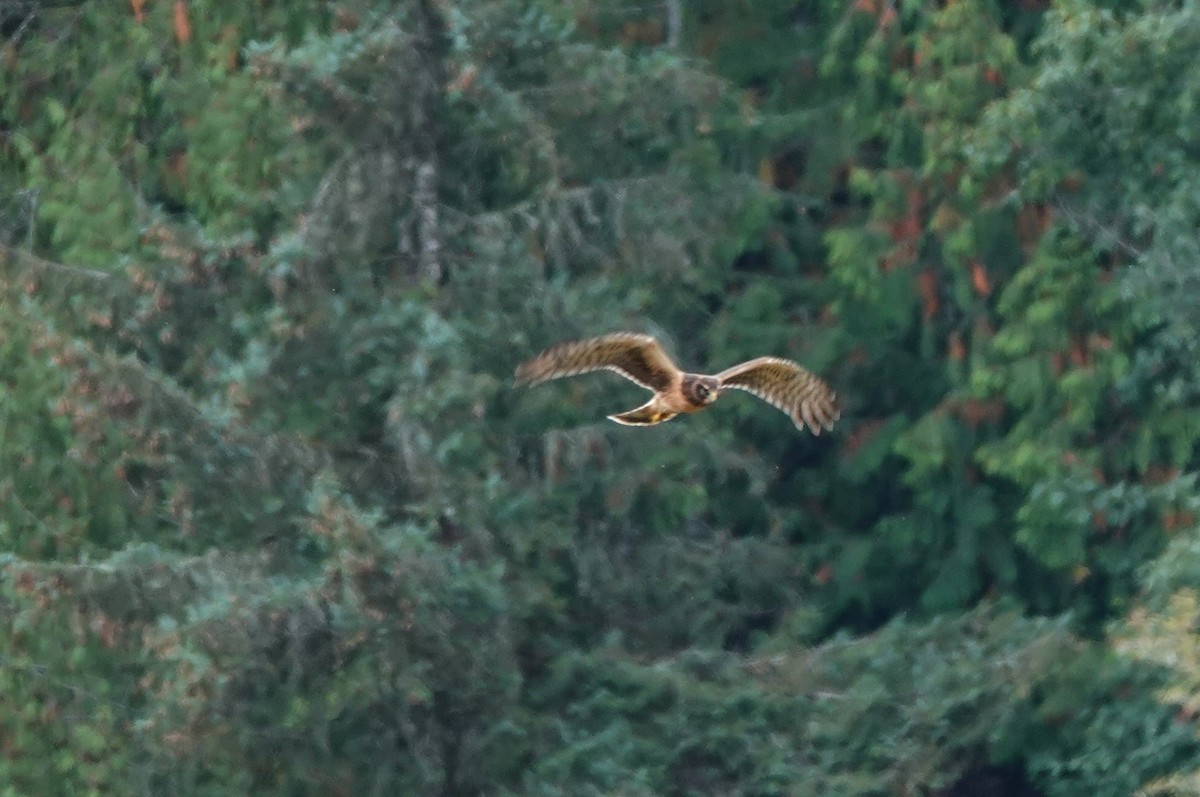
[[4, 0, 1200, 794]]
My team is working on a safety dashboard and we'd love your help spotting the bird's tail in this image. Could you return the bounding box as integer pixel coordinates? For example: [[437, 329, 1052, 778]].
[[607, 398, 678, 426]]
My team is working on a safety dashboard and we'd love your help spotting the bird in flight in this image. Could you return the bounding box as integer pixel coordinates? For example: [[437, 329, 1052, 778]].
[[514, 332, 839, 433]]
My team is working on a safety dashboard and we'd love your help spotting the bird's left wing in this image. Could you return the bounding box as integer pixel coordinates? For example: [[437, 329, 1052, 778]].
[[716, 356, 840, 434]]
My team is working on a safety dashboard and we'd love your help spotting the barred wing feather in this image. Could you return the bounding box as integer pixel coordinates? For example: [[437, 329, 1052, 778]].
[[716, 356, 839, 434]]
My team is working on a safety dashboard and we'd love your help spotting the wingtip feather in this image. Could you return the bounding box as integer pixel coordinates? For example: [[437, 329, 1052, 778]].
[[514, 360, 550, 388]]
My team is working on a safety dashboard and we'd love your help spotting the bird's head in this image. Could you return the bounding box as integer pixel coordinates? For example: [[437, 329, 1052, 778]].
[[684, 375, 720, 406]]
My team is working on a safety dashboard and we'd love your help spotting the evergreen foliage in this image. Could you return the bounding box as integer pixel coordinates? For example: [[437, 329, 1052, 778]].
[[3, 0, 1200, 793]]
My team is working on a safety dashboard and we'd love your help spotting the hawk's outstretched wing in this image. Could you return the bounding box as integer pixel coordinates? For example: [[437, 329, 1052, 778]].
[[514, 333, 680, 393], [716, 356, 839, 434]]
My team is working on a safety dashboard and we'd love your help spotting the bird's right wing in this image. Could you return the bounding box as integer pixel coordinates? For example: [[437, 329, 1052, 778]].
[[514, 333, 679, 392]]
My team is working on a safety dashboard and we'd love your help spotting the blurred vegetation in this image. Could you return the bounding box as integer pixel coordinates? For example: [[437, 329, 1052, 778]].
[[3, 0, 1200, 793]]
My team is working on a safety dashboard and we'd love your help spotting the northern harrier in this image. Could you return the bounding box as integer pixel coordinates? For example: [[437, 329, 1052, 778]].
[[514, 332, 840, 433]]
